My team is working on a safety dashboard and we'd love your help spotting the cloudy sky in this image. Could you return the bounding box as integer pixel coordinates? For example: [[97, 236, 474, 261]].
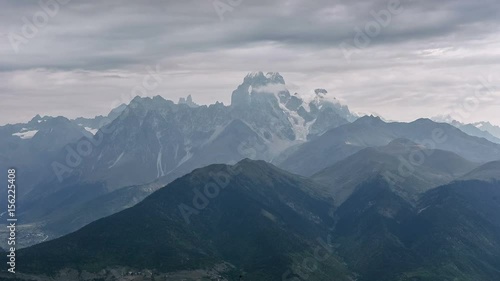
[[1, 0, 499, 125]]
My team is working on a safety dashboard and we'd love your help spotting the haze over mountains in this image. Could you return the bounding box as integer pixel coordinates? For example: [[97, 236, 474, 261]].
[[1, 72, 500, 280], [312, 138, 479, 205], [278, 116, 500, 176], [432, 115, 500, 144], [1, 72, 359, 246]]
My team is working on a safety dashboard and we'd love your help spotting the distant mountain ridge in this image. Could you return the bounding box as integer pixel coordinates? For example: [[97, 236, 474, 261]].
[[0, 115, 92, 198], [432, 115, 500, 143], [278, 116, 500, 176]]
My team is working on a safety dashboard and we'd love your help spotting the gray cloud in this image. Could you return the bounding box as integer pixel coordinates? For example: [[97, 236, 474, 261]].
[[1, 0, 499, 125]]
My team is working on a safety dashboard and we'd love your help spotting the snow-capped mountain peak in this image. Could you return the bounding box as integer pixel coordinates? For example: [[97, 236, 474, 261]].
[[230, 71, 355, 142], [243, 71, 285, 86]]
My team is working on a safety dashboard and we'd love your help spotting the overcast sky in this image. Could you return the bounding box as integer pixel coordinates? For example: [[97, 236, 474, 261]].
[[1, 0, 499, 125]]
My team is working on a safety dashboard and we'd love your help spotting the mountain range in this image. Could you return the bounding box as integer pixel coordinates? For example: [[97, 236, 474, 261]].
[[277, 116, 500, 176], [432, 115, 500, 143], [1, 72, 359, 247], [5, 159, 500, 281], [1, 72, 500, 280]]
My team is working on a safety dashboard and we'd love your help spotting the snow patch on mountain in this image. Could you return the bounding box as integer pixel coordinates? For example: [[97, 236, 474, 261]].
[[156, 132, 165, 178], [12, 129, 38, 139], [176, 149, 193, 168], [253, 83, 311, 141], [157, 151, 164, 178], [84, 127, 98, 135], [109, 152, 125, 169], [202, 125, 226, 147], [286, 110, 308, 141]]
